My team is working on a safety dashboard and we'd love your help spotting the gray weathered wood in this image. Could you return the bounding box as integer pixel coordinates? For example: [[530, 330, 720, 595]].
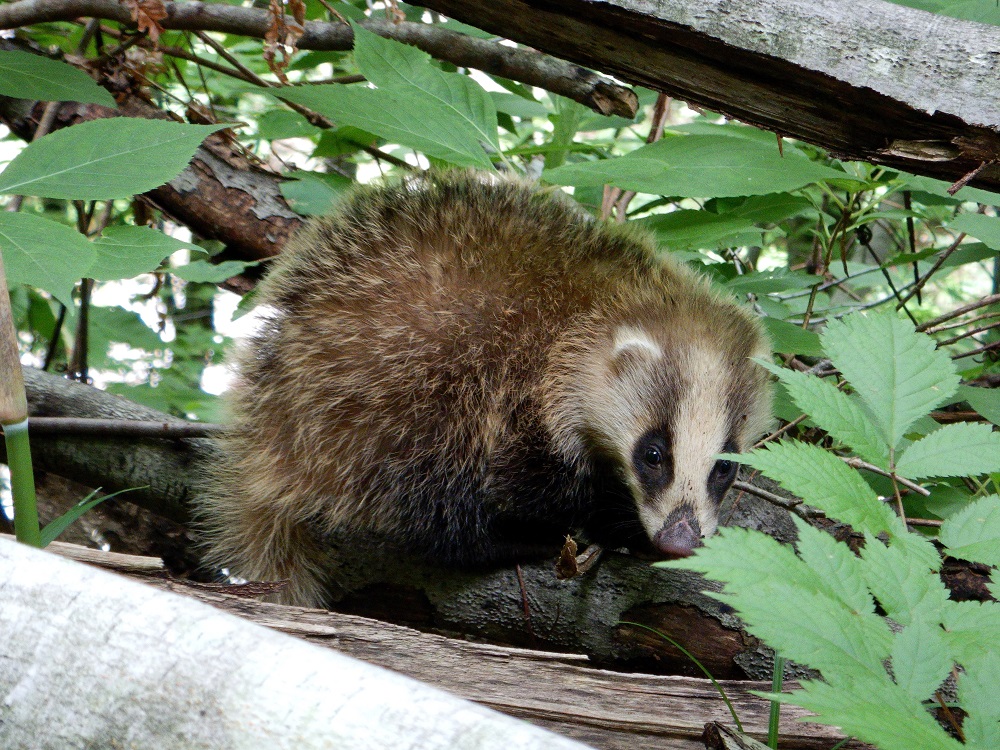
[[0, 538, 595, 750], [419, 0, 1000, 190]]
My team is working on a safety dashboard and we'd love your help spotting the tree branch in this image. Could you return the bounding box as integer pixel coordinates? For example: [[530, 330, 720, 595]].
[[0, 0, 637, 118]]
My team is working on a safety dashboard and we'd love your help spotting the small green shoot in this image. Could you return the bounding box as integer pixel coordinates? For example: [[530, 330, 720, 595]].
[[39, 485, 146, 547]]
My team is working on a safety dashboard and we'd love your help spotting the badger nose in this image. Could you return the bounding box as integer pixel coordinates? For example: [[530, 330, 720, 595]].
[[653, 511, 702, 558]]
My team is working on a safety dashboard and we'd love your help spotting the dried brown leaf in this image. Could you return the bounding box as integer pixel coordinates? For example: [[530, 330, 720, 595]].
[[123, 0, 168, 44]]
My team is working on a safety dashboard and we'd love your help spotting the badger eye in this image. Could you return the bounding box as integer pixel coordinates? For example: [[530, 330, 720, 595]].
[[644, 445, 663, 468], [713, 459, 737, 479]]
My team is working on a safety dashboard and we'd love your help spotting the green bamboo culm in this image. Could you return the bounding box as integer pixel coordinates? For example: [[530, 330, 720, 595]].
[[0, 245, 40, 547]]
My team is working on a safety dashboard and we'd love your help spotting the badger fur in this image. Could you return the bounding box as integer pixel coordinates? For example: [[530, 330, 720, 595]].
[[198, 172, 772, 606]]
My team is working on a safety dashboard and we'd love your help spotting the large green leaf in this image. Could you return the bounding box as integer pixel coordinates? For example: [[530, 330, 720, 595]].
[[957, 651, 1000, 748], [0, 119, 228, 200], [270, 26, 498, 169], [727, 441, 900, 536], [939, 495, 1000, 567], [890, 620, 952, 701], [949, 213, 1000, 250], [90, 226, 199, 281], [544, 135, 846, 198], [959, 384, 1000, 426], [0, 50, 116, 107], [758, 360, 888, 465], [895, 423, 1000, 479], [760, 318, 823, 357], [352, 25, 499, 153], [860, 534, 949, 627], [0, 212, 94, 306], [171, 259, 256, 283], [821, 312, 959, 451]]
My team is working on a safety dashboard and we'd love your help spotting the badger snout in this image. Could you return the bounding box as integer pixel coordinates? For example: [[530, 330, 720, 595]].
[[652, 507, 703, 558]]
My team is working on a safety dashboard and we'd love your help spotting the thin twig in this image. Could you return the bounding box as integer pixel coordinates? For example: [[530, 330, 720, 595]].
[[842, 457, 930, 496], [24, 417, 225, 439]]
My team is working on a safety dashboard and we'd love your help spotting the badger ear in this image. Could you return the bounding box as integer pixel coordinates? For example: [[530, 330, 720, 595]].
[[610, 326, 661, 376]]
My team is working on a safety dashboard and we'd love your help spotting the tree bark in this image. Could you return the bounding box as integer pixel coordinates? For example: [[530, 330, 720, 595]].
[[417, 0, 1000, 191]]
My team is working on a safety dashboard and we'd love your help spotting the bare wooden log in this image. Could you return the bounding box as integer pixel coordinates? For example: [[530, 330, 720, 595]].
[[15, 537, 868, 750], [0, 538, 593, 750], [418, 0, 1000, 191]]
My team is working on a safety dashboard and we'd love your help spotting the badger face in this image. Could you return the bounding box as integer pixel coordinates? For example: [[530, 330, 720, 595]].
[[547, 323, 769, 558]]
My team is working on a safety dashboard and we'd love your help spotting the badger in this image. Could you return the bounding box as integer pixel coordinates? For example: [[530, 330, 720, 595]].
[[197, 171, 772, 606]]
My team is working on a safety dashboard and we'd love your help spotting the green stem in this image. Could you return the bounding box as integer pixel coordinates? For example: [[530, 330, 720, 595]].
[[768, 653, 785, 749], [5, 418, 40, 547]]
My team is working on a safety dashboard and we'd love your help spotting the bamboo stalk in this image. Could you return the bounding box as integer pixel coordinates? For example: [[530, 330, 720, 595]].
[[0, 244, 40, 546]]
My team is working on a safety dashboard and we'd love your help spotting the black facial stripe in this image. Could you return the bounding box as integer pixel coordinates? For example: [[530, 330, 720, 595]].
[[632, 427, 674, 496], [707, 438, 740, 503]]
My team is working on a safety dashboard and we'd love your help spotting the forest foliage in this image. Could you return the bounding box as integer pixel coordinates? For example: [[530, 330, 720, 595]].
[[1, 2, 999, 749]]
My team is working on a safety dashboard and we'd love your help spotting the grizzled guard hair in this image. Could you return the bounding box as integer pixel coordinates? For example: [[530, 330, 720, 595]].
[[196, 171, 772, 606]]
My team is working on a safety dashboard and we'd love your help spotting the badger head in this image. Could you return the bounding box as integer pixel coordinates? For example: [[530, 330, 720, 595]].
[[546, 318, 771, 558]]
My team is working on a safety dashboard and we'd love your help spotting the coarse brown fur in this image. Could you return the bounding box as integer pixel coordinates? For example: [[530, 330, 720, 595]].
[[196, 172, 772, 606]]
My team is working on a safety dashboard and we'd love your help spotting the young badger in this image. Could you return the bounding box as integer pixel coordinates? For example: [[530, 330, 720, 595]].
[[198, 172, 772, 606]]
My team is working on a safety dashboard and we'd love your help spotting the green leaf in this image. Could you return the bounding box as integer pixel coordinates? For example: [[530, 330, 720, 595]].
[[957, 651, 1000, 749], [0, 119, 228, 200], [896, 423, 1000, 479], [757, 360, 888, 465], [949, 213, 1000, 250], [254, 109, 321, 140], [941, 600, 1000, 666], [90, 226, 198, 281], [728, 441, 900, 536], [939, 495, 1000, 567], [821, 312, 960, 451], [760, 318, 823, 357], [352, 24, 499, 154], [668, 527, 892, 678], [959, 384, 1000, 426], [890, 620, 952, 701], [281, 171, 353, 216], [0, 212, 95, 306], [0, 50, 116, 107], [273, 84, 493, 169], [88, 305, 164, 367], [544, 135, 847, 198], [791, 516, 875, 615], [720, 268, 821, 295], [40, 486, 142, 547], [860, 534, 949, 627], [171, 259, 256, 283], [777, 675, 963, 750]]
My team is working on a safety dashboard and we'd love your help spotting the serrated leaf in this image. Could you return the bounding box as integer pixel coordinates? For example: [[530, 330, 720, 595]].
[[791, 516, 875, 615], [758, 360, 888, 464], [0, 119, 227, 200], [860, 534, 949, 627], [0, 50, 116, 107], [941, 600, 1000, 666], [544, 135, 847, 198], [822, 312, 960, 451], [171, 259, 255, 283], [760, 318, 823, 357], [728, 441, 901, 536], [957, 651, 1000, 749], [890, 620, 952, 701], [90, 226, 198, 281], [896, 423, 1000, 479], [0, 212, 94, 306], [938, 495, 1000, 567], [777, 675, 963, 750]]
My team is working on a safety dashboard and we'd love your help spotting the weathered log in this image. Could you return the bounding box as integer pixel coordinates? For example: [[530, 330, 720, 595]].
[[12, 537, 870, 750], [418, 0, 1000, 191]]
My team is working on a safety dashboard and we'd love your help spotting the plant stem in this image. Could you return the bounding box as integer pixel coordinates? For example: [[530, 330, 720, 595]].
[[4, 419, 40, 547], [768, 653, 785, 749]]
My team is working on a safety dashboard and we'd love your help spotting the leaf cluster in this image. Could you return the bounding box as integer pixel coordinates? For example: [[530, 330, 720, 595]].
[[667, 313, 1000, 750]]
